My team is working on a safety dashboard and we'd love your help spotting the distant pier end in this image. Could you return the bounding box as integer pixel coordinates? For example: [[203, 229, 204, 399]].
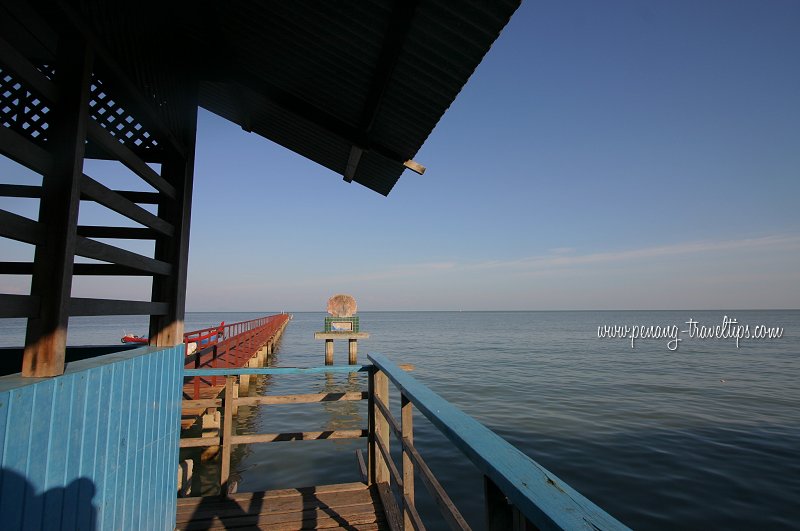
[[315, 294, 369, 364]]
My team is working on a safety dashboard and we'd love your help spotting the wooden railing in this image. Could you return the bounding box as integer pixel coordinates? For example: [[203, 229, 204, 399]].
[[179, 358, 630, 530], [369, 353, 630, 531], [179, 365, 372, 495], [183, 314, 289, 399]]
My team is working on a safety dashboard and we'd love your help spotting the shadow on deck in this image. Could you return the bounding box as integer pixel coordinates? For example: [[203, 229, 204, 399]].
[[175, 482, 389, 530]]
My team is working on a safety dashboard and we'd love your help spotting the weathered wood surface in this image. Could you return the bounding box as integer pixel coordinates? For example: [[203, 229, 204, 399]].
[[176, 482, 389, 530]]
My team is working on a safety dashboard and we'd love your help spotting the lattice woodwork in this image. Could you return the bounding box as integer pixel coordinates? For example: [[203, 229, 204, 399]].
[[0, 63, 160, 152], [89, 75, 159, 150], [0, 64, 51, 143]]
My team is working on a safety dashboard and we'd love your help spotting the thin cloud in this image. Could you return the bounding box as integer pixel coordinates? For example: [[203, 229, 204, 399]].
[[467, 234, 800, 272]]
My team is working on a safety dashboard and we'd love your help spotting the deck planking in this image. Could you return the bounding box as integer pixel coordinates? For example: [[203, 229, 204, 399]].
[[176, 482, 391, 531]]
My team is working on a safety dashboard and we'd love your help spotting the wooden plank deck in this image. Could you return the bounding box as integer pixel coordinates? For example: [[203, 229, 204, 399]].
[[176, 482, 391, 530]]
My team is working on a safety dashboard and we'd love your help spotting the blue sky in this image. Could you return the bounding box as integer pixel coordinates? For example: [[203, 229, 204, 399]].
[[2, 0, 799, 311]]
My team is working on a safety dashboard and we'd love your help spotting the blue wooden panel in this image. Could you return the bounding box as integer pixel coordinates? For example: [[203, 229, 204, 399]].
[[369, 353, 631, 531], [0, 344, 183, 530]]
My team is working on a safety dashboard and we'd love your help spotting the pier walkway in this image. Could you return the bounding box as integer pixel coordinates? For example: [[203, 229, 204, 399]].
[[178, 356, 629, 531], [181, 314, 290, 430], [176, 482, 389, 530]]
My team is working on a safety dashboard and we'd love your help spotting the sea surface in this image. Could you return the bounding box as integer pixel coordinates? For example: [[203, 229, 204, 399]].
[[2, 310, 798, 529]]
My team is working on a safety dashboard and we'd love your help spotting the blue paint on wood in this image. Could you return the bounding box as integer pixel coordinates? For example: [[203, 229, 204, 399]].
[[368, 353, 631, 531], [0, 344, 183, 530], [184, 365, 373, 376]]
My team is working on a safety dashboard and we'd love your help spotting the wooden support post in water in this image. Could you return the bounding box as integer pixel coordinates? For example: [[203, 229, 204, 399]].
[[220, 376, 235, 496], [402, 393, 415, 529], [325, 339, 334, 365], [348, 338, 358, 364]]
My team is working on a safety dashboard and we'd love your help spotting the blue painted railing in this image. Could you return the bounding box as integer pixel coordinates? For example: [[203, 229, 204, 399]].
[[368, 353, 630, 531], [180, 358, 628, 530]]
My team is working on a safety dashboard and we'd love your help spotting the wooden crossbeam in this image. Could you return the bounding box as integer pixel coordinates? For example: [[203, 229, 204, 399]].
[[86, 121, 177, 198], [75, 236, 171, 275], [79, 174, 174, 236], [0, 184, 161, 205], [0, 34, 58, 102], [76, 226, 157, 240], [0, 294, 40, 318], [0, 209, 46, 245], [0, 125, 54, 176]]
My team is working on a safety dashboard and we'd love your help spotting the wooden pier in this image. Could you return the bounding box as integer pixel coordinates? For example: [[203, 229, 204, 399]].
[[181, 314, 290, 430], [176, 482, 390, 530], [178, 359, 630, 530]]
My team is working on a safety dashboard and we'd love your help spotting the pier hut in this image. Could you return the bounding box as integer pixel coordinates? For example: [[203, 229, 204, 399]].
[[1, 2, 628, 530]]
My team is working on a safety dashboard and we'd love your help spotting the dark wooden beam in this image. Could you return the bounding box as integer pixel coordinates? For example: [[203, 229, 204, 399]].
[[0, 294, 39, 318], [0, 209, 46, 245], [79, 174, 174, 236], [84, 142, 167, 164], [0, 184, 161, 205], [70, 298, 168, 316], [23, 34, 92, 377], [149, 85, 198, 347], [0, 262, 33, 275], [75, 236, 171, 276], [0, 34, 58, 102], [76, 225, 157, 240], [86, 121, 177, 199], [1, 262, 154, 276], [0, 184, 41, 198], [0, 124, 54, 176]]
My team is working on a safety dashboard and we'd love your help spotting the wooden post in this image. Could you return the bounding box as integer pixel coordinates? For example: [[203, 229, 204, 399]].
[[401, 393, 415, 529], [325, 339, 334, 365], [220, 376, 235, 496], [372, 370, 390, 484], [485, 475, 513, 531], [22, 34, 93, 377], [348, 338, 358, 364], [149, 83, 198, 346]]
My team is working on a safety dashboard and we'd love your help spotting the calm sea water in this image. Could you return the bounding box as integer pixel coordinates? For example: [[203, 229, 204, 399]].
[[2, 310, 798, 529]]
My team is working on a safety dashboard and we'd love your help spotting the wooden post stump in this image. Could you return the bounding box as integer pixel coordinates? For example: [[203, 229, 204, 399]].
[[325, 339, 334, 365]]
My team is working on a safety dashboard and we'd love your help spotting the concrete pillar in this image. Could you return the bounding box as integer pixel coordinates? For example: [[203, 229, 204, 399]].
[[348, 339, 358, 365], [325, 339, 334, 365]]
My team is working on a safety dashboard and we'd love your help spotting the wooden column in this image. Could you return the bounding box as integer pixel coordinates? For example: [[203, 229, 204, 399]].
[[372, 370, 390, 484], [149, 85, 198, 346], [22, 35, 93, 377], [220, 376, 235, 496], [348, 338, 358, 364], [401, 393, 415, 529], [325, 339, 334, 365]]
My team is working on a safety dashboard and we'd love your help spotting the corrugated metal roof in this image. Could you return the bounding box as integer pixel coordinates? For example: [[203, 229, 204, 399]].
[[71, 0, 521, 195]]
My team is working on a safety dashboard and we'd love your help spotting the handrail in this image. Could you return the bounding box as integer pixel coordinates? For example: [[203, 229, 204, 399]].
[[182, 313, 290, 399], [368, 353, 630, 531]]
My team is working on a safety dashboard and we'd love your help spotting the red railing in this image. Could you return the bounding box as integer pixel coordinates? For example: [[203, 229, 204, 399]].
[[183, 314, 290, 399]]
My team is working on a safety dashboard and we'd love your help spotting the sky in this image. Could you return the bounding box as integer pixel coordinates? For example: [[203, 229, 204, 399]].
[[2, 0, 799, 311]]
